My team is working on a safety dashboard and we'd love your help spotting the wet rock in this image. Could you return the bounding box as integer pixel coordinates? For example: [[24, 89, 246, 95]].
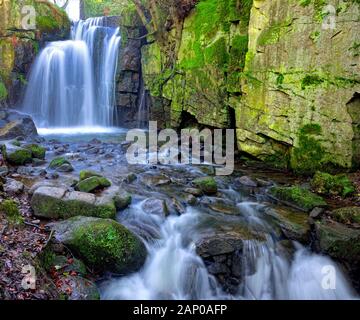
[[0, 110, 37, 140], [331, 207, 360, 225], [184, 187, 203, 197], [1, 143, 32, 165], [269, 186, 327, 212], [24, 144, 46, 160], [141, 174, 171, 187], [235, 176, 258, 187], [203, 198, 240, 216], [124, 173, 137, 184], [113, 191, 132, 210], [314, 218, 360, 289], [185, 194, 197, 205], [4, 178, 24, 194], [171, 197, 186, 215], [32, 158, 46, 167], [79, 170, 102, 181], [49, 216, 147, 274], [48, 157, 74, 172], [75, 176, 111, 193], [31, 187, 116, 219], [264, 207, 310, 244], [142, 198, 169, 217], [192, 177, 218, 195], [309, 207, 325, 219]]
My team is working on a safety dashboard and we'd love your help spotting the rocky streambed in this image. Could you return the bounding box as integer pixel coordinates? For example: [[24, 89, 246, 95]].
[[0, 115, 359, 299]]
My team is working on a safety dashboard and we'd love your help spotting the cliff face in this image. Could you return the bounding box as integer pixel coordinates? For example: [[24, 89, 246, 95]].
[[237, 0, 360, 174], [140, 0, 360, 173], [0, 0, 70, 107]]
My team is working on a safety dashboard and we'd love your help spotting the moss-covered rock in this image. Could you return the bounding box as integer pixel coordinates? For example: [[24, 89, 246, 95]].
[[0, 199, 24, 226], [50, 216, 147, 274], [49, 157, 70, 169], [113, 191, 132, 211], [192, 177, 218, 195], [79, 170, 102, 181], [269, 186, 327, 212], [24, 144, 46, 160], [331, 207, 360, 225], [0, 81, 8, 101], [311, 172, 355, 197], [31, 187, 116, 219], [1, 143, 32, 165], [75, 176, 111, 193]]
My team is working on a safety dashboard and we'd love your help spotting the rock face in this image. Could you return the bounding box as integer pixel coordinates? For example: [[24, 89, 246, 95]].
[[0, 110, 37, 140], [49, 216, 147, 274], [139, 0, 360, 172], [236, 0, 360, 173], [0, 0, 70, 106], [31, 187, 117, 219]]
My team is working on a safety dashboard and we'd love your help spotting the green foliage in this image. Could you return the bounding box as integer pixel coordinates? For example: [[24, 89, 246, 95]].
[[84, 0, 129, 18], [311, 171, 356, 197], [331, 207, 360, 224], [270, 186, 327, 211], [36, 16, 59, 33]]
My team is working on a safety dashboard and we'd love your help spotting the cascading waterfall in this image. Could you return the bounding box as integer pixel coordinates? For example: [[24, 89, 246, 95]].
[[22, 17, 121, 129], [101, 196, 358, 300]]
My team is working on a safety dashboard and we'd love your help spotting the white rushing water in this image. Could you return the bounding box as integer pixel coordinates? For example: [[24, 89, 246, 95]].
[[23, 17, 121, 129], [101, 199, 357, 300]]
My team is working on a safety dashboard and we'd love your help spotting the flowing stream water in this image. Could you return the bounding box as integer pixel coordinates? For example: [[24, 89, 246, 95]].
[[22, 17, 121, 129]]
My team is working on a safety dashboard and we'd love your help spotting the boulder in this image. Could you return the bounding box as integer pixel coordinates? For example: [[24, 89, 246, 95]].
[[235, 176, 258, 188], [192, 177, 218, 195], [1, 143, 32, 165], [265, 207, 311, 244], [141, 174, 171, 187], [48, 157, 74, 172], [315, 218, 360, 289], [0, 110, 37, 140], [269, 186, 327, 212], [142, 198, 169, 217], [75, 176, 111, 193], [49, 216, 147, 274], [79, 170, 103, 181], [31, 187, 116, 219], [24, 144, 46, 160], [113, 191, 132, 210], [4, 178, 24, 194]]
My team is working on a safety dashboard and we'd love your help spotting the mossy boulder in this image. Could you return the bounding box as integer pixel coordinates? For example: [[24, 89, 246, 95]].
[[31, 187, 116, 219], [311, 172, 355, 198], [79, 170, 102, 181], [331, 207, 360, 225], [113, 191, 132, 211], [50, 216, 147, 274], [0, 199, 24, 225], [192, 177, 218, 195], [269, 186, 327, 212], [1, 143, 32, 165], [75, 176, 111, 193], [48, 157, 74, 172], [24, 144, 46, 160]]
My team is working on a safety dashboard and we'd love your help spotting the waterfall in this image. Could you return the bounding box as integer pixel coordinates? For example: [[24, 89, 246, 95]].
[[22, 17, 121, 129]]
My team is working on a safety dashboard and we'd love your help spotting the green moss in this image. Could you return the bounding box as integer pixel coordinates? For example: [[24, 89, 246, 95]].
[[192, 177, 218, 195], [2, 145, 32, 165], [270, 186, 327, 211], [24, 144, 46, 160], [311, 172, 356, 197], [331, 207, 360, 224], [68, 219, 146, 273], [75, 176, 111, 193], [0, 82, 7, 101], [0, 199, 24, 226], [79, 170, 102, 181], [204, 37, 229, 70], [291, 124, 325, 175], [49, 157, 70, 169], [301, 75, 324, 90]]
